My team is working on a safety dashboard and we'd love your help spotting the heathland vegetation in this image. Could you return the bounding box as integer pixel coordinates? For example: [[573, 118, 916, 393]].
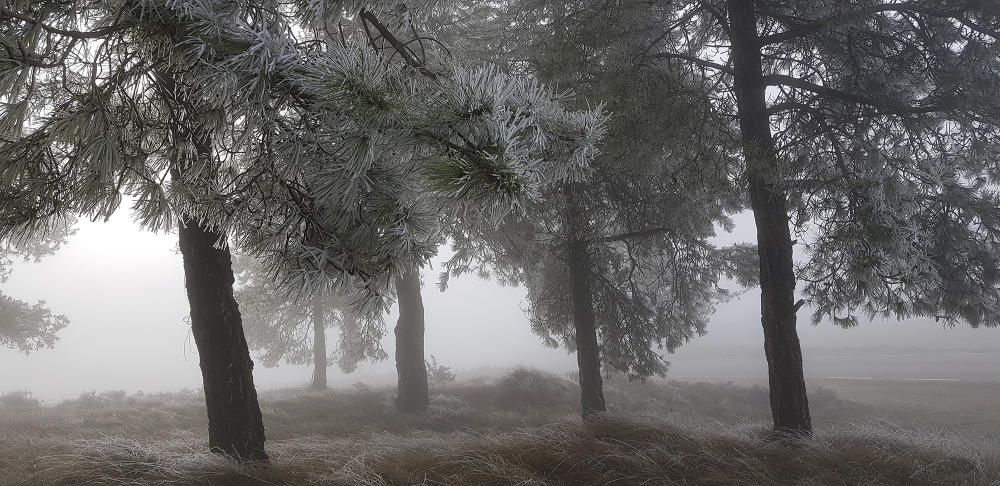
[[2, 369, 998, 485]]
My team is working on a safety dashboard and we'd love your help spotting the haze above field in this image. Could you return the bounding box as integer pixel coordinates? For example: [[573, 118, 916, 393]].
[[1, 209, 998, 401]]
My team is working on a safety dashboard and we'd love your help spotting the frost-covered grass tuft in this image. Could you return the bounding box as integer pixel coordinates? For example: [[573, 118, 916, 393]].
[[4, 416, 995, 485], [1, 370, 998, 485]]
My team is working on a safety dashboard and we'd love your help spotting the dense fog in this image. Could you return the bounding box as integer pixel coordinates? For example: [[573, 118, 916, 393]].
[[4, 210, 996, 402], [3, 0, 1000, 483]]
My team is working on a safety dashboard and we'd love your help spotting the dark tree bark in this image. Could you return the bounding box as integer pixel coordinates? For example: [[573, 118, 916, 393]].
[[178, 220, 269, 461], [155, 67, 268, 460], [394, 269, 429, 412], [311, 293, 328, 390], [567, 240, 606, 417], [727, 0, 812, 436], [566, 185, 606, 417]]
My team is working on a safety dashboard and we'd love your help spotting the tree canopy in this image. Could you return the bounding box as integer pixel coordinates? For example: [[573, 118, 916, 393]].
[[633, 0, 1000, 434], [0, 0, 607, 459], [0, 0, 607, 299], [439, 0, 756, 382], [635, 0, 1000, 328]]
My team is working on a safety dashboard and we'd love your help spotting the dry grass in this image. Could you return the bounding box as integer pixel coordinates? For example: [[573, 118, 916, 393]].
[[1, 369, 997, 485]]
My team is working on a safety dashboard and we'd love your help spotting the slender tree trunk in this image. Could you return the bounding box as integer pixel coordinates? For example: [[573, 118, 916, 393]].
[[178, 220, 269, 461], [394, 269, 429, 412], [567, 240, 606, 417], [566, 185, 606, 417], [311, 293, 328, 390], [727, 0, 812, 436]]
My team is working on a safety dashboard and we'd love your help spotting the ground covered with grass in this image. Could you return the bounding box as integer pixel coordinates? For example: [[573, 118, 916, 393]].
[[1, 369, 997, 485]]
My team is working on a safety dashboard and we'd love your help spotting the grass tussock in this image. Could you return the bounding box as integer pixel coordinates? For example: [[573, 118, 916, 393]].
[[1, 368, 997, 485], [3, 416, 995, 485]]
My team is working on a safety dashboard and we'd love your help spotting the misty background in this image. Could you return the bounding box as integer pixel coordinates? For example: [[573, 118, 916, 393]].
[[2, 208, 997, 402]]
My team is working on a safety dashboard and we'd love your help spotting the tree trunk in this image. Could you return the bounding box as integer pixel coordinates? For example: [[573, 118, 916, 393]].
[[156, 67, 268, 460], [394, 269, 429, 412], [311, 293, 328, 390], [567, 240, 606, 417], [178, 220, 269, 461], [727, 0, 812, 436], [566, 185, 606, 417]]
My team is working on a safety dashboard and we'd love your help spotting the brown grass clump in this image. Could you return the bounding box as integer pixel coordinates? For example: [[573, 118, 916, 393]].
[[3, 415, 994, 485], [493, 366, 577, 413]]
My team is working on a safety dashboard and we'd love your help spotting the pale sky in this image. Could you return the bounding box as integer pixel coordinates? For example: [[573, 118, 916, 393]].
[[2, 209, 997, 402]]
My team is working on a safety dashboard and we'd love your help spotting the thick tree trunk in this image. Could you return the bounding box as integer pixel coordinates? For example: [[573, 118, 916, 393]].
[[394, 269, 429, 412], [311, 294, 328, 390], [566, 185, 606, 417], [178, 220, 269, 461], [727, 0, 812, 436]]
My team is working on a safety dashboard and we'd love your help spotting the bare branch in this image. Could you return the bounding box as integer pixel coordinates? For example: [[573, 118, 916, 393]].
[[645, 52, 734, 76], [0, 8, 132, 39], [764, 74, 955, 115]]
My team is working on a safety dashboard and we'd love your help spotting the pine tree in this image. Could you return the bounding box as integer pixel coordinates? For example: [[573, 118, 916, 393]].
[[0, 0, 605, 459], [438, 0, 756, 417], [639, 0, 1000, 436], [232, 254, 387, 390]]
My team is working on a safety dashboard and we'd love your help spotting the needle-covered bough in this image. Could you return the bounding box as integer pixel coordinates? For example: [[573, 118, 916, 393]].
[[0, 0, 606, 460]]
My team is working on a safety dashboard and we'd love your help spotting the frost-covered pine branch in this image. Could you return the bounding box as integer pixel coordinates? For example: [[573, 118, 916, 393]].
[[0, 0, 606, 309]]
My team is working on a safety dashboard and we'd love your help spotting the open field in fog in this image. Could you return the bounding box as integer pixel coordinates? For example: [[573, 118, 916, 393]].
[[668, 346, 1000, 385], [1, 368, 998, 485], [815, 379, 1000, 438]]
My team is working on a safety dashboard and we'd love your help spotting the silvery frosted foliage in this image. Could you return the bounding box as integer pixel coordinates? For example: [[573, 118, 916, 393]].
[[767, 2, 1000, 328], [232, 48, 605, 306], [0, 0, 606, 308], [291, 0, 453, 27], [0, 220, 73, 352], [760, 1, 1000, 328], [628, 0, 1000, 328], [438, 0, 756, 379], [232, 253, 387, 371]]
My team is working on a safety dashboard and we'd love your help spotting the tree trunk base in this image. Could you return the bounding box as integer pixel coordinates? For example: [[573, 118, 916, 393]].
[[727, 0, 812, 437], [178, 219, 269, 462]]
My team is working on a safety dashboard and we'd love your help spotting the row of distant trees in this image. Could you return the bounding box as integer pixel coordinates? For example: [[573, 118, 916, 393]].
[[2, 0, 999, 461]]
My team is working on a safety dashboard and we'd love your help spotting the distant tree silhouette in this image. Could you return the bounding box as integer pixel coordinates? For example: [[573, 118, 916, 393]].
[[426, 355, 456, 385], [233, 254, 387, 390], [0, 223, 74, 353]]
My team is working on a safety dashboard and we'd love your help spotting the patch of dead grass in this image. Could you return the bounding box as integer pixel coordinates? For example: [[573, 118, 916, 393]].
[[1, 369, 997, 485]]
